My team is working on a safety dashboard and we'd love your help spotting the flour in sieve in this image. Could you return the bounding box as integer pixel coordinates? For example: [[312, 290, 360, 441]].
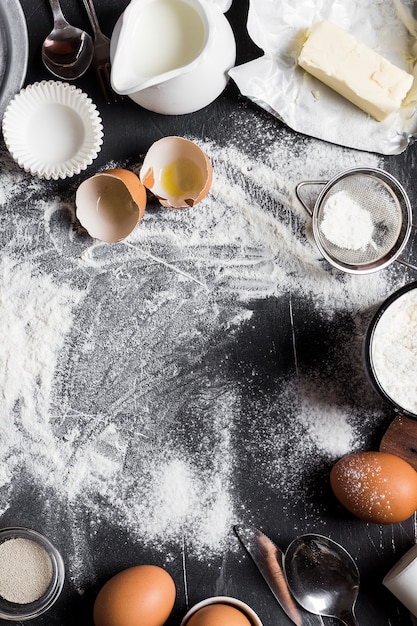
[[320, 190, 374, 250], [0, 114, 407, 591]]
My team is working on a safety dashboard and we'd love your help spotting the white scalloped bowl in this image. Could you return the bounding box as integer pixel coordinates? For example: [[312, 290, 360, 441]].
[[2, 81, 103, 180]]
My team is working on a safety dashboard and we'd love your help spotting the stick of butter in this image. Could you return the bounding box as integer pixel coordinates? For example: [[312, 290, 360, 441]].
[[298, 20, 414, 121]]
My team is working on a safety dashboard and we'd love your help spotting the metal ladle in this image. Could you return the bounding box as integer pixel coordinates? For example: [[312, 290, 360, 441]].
[[42, 0, 94, 80], [284, 534, 360, 626]]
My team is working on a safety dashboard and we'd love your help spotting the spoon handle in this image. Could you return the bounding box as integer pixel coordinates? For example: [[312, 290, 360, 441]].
[[47, 0, 68, 26], [339, 610, 360, 626]]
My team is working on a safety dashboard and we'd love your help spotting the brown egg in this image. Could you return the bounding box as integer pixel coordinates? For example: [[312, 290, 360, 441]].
[[187, 603, 253, 626], [330, 451, 417, 524], [93, 565, 176, 626]]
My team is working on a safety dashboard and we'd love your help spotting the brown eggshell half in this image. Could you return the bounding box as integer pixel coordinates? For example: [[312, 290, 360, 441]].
[[76, 168, 147, 243], [140, 136, 212, 209]]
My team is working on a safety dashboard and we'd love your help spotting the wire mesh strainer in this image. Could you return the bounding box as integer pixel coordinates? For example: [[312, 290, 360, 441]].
[[296, 167, 416, 274]]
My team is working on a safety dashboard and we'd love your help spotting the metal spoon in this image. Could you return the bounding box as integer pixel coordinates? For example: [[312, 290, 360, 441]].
[[284, 534, 360, 626], [42, 0, 94, 80]]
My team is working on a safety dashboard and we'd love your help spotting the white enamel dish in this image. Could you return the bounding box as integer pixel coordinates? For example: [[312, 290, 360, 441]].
[[0, 0, 29, 121]]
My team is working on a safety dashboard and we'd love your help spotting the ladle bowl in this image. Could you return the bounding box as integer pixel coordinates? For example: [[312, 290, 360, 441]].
[[284, 534, 360, 626], [42, 0, 94, 80]]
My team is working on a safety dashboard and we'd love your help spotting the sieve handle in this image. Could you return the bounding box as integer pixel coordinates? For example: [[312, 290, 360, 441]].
[[396, 222, 417, 272], [295, 180, 328, 217], [396, 259, 417, 271]]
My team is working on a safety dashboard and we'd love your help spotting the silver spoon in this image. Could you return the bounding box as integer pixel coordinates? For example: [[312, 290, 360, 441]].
[[42, 0, 94, 80], [284, 534, 360, 626]]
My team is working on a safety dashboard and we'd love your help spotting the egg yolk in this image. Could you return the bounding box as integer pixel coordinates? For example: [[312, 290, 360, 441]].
[[160, 157, 204, 198]]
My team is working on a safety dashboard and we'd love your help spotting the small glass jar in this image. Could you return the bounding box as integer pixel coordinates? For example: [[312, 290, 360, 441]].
[[0, 527, 65, 621]]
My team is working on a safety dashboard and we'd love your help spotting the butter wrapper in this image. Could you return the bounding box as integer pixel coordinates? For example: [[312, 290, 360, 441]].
[[229, 0, 417, 155], [206, 0, 232, 11]]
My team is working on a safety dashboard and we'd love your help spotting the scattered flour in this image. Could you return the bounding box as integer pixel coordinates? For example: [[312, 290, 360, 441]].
[[0, 114, 411, 590]]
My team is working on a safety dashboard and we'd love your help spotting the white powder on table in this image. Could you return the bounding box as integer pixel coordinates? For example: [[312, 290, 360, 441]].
[[371, 288, 417, 415], [0, 538, 53, 604], [0, 112, 410, 591], [320, 190, 374, 251]]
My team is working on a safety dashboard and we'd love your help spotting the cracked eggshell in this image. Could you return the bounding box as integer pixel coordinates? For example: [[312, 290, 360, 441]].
[[76, 168, 147, 243], [140, 136, 212, 208]]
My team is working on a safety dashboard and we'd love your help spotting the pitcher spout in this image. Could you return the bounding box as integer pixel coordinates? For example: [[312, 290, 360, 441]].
[[111, 0, 211, 96]]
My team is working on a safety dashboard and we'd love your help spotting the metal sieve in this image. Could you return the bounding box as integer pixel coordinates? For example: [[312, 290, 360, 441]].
[[296, 167, 416, 274]]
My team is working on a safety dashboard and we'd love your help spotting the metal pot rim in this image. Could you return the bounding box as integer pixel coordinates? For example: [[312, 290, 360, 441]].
[[364, 280, 417, 420]]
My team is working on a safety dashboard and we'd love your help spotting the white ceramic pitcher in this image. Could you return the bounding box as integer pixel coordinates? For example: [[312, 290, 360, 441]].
[[110, 0, 236, 115]]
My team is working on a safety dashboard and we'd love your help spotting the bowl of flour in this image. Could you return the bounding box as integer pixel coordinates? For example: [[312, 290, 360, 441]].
[[365, 282, 417, 418]]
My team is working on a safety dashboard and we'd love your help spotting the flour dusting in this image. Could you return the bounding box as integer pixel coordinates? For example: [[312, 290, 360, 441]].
[[0, 115, 409, 591]]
